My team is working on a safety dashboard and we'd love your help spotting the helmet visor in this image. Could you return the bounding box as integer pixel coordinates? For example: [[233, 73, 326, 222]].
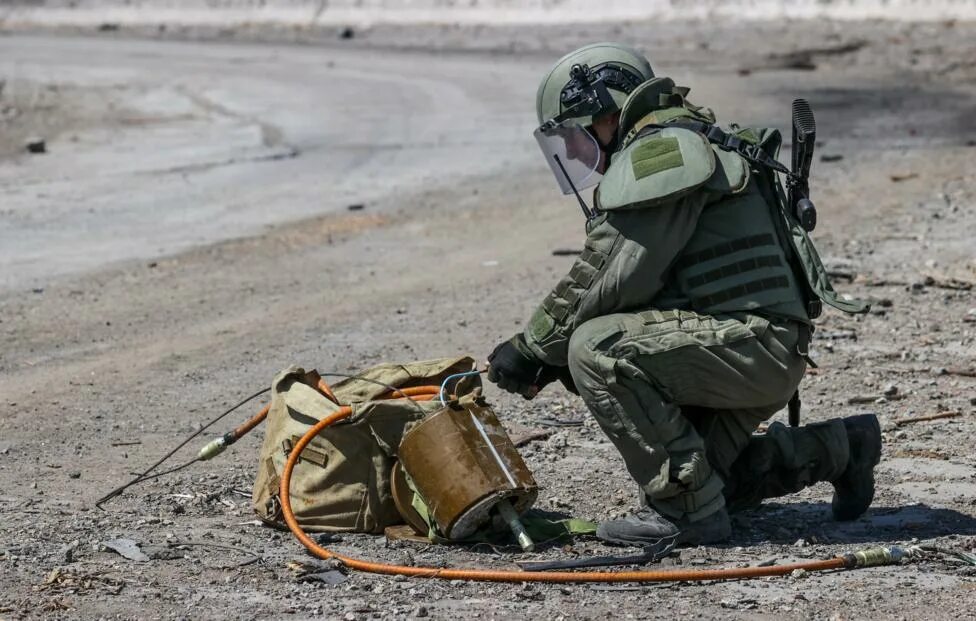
[[534, 122, 603, 195]]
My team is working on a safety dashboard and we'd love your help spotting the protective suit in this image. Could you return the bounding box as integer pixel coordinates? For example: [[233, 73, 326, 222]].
[[488, 43, 879, 540]]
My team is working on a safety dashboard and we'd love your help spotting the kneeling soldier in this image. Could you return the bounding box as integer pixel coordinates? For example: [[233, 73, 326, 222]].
[[487, 43, 881, 546]]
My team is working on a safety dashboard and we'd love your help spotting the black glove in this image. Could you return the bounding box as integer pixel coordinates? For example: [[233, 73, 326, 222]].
[[537, 364, 579, 396], [487, 334, 547, 399]]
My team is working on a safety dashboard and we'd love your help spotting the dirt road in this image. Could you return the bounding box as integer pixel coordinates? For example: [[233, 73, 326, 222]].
[[1, 21, 975, 619]]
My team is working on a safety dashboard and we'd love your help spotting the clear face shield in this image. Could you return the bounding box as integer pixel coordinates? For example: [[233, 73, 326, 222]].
[[534, 121, 604, 195]]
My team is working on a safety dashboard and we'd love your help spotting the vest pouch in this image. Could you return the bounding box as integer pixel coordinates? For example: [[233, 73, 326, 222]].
[[251, 357, 479, 533], [754, 128, 870, 317]]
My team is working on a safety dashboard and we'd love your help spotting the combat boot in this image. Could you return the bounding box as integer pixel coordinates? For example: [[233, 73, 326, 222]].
[[597, 506, 731, 546], [830, 414, 882, 521]]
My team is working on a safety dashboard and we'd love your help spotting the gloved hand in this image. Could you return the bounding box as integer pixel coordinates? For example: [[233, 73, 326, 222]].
[[487, 334, 547, 399], [538, 364, 579, 396]]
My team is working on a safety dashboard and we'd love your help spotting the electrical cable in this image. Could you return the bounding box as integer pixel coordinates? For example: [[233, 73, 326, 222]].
[[438, 370, 485, 405], [95, 386, 271, 508], [94, 366, 913, 584], [95, 370, 450, 507], [278, 401, 911, 584]]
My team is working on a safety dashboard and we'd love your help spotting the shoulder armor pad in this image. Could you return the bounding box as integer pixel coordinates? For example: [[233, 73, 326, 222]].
[[597, 127, 715, 210], [704, 145, 750, 195]]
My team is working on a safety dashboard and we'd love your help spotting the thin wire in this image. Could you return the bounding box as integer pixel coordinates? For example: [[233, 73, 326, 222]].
[[319, 372, 432, 416], [95, 369, 449, 508], [95, 386, 271, 508], [438, 370, 484, 405], [123, 457, 201, 484]]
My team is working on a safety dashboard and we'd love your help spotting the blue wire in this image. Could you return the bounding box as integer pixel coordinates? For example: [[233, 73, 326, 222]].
[[439, 370, 482, 405]]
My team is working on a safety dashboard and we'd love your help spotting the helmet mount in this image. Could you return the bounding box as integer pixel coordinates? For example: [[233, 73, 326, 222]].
[[543, 62, 645, 130]]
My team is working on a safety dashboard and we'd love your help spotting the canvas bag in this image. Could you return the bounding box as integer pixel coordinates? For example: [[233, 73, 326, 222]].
[[252, 356, 479, 533]]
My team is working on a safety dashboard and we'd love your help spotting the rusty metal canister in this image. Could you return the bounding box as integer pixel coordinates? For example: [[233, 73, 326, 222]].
[[396, 394, 537, 540]]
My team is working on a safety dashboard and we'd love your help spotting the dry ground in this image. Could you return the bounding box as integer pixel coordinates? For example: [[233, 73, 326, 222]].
[[1, 19, 975, 620]]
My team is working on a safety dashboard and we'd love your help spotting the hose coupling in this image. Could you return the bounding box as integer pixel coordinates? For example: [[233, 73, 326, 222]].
[[844, 546, 907, 568], [198, 437, 228, 461]]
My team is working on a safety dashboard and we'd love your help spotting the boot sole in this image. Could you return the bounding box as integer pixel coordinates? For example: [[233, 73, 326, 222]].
[[832, 414, 881, 521]]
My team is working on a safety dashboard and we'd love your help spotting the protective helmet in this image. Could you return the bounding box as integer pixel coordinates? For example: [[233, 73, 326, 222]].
[[534, 43, 654, 196], [536, 42, 654, 127]]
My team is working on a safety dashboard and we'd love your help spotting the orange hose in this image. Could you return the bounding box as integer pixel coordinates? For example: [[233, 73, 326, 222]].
[[384, 386, 442, 398], [316, 378, 339, 404], [278, 401, 853, 583], [230, 385, 439, 442], [232, 403, 270, 440]]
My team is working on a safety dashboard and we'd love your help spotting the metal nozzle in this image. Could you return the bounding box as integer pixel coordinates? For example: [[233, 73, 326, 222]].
[[197, 437, 227, 461], [497, 499, 535, 553]]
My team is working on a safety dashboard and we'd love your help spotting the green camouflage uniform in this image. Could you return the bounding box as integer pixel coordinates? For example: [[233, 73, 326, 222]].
[[524, 76, 866, 522]]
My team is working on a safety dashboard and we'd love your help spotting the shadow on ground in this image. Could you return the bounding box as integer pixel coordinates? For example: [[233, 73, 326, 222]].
[[735, 502, 976, 545]]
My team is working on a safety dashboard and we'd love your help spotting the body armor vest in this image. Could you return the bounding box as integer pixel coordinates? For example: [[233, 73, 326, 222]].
[[659, 176, 809, 321]]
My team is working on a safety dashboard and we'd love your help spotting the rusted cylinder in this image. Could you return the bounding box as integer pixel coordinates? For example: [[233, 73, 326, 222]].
[[396, 395, 537, 540]]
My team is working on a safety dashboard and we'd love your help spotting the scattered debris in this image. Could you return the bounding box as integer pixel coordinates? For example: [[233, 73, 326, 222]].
[[936, 366, 976, 378], [920, 275, 973, 291], [59, 540, 80, 563], [535, 416, 584, 427], [894, 411, 963, 426], [512, 429, 556, 447], [890, 172, 919, 182], [38, 568, 125, 596], [288, 558, 348, 585], [892, 448, 949, 460], [24, 137, 47, 154], [847, 393, 906, 404], [102, 538, 150, 562], [819, 330, 858, 341], [826, 268, 857, 281], [744, 40, 868, 73], [300, 569, 349, 585]]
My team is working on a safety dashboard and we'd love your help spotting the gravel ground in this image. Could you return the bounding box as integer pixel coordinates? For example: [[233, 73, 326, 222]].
[[1, 19, 975, 620]]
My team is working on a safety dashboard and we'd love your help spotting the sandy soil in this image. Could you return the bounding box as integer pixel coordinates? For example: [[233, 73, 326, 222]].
[[1, 19, 975, 620]]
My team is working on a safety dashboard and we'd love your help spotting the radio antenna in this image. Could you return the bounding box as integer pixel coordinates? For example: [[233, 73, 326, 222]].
[[552, 154, 594, 220]]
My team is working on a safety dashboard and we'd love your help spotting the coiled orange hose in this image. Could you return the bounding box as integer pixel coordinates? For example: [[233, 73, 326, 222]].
[[278, 394, 854, 584]]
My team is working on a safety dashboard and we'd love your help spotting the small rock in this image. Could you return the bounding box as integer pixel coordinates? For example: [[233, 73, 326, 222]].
[[300, 569, 348, 585], [791, 568, 808, 580], [339, 27, 355, 40], [60, 540, 80, 563], [415, 606, 429, 618], [883, 384, 899, 397], [346, 203, 365, 211], [24, 137, 46, 154], [102, 538, 150, 562], [794, 538, 809, 547], [68, 471, 80, 479], [97, 23, 120, 31]]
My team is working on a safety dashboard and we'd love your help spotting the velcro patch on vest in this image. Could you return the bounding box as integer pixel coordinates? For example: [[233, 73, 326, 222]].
[[692, 276, 791, 310], [686, 254, 784, 289], [631, 137, 683, 180], [674, 234, 775, 271]]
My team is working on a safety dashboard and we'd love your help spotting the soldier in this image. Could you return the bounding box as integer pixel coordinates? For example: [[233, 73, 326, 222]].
[[486, 43, 882, 546]]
